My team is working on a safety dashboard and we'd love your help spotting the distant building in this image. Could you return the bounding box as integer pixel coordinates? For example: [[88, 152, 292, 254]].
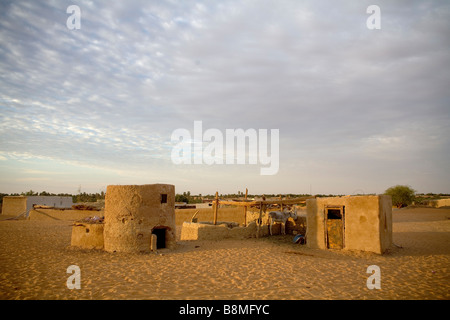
[[175, 202, 196, 209], [194, 202, 212, 209], [1, 196, 73, 217]]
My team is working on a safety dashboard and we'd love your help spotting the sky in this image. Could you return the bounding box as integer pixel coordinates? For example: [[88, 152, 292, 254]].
[[0, 0, 449, 196]]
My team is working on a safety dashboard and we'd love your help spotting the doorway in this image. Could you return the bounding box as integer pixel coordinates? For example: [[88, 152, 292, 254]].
[[151, 228, 167, 249], [325, 206, 345, 249]]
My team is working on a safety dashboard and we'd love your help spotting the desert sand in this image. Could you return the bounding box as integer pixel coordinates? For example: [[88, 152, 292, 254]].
[[0, 207, 449, 300]]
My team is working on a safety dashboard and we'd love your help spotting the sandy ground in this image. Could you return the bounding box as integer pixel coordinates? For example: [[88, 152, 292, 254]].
[[0, 207, 449, 300]]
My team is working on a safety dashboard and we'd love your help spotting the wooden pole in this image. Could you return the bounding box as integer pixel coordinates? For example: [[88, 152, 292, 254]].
[[213, 191, 219, 225], [280, 194, 283, 211], [243, 188, 248, 226], [190, 210, 199, 223], [257, 202, 263, 238], [262, 195, 266, 217]]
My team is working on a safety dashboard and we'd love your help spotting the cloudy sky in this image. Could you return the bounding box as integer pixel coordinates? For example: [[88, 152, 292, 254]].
[[0, 0, 449, 196]]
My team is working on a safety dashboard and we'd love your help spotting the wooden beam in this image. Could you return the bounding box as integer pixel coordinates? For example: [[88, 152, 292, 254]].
[[217, 196, 313, 207]]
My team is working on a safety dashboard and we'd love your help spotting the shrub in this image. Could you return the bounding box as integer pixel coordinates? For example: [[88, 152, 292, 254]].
[[384, 185, 416, 208]]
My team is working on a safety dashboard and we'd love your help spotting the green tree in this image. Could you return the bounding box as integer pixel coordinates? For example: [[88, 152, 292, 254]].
[[175, 194, 189, 203], [39, 191, 54, 196], [22, 190, 38, 196], [384, 185, 416, 208]]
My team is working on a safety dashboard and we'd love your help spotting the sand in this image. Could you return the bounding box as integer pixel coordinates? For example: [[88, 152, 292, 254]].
[[0, 207, 449, 300]]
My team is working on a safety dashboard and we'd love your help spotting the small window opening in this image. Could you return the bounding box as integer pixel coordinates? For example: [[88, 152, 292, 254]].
[[327, 209, 342, 219], [161, 194, 167, 204]]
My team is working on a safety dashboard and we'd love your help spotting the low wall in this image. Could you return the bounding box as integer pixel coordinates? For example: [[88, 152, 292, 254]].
[[180, 221, 270, 240], [71, 223, 104, 250], [175, 207, 246, 226], [28, 209, 103, 221], [423, 199, 450, 208]]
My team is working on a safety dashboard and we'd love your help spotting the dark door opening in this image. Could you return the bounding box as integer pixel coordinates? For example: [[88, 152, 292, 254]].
[[152, 228, 166, 249], [325, 206, 345, 249]]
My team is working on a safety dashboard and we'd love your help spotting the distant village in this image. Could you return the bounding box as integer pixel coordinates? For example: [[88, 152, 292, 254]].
[[1, 189, 449, 214]]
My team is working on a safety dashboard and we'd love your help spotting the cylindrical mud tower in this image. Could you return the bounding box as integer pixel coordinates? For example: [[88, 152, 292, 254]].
[[103, 184, 176, 253]]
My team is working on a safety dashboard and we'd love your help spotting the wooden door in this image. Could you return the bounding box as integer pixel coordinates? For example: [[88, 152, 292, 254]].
[[325, 207, 344, 249]]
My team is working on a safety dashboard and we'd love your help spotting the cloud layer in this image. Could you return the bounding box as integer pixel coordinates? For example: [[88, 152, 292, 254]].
[[1, 0, 449, 194]]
